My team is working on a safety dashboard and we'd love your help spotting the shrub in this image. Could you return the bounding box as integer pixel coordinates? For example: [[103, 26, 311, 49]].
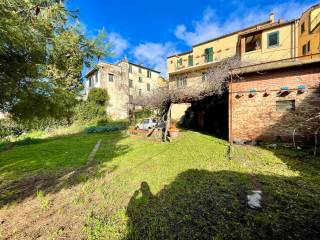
[[87, 88, 109, 106], [73, 101, 107, 123], [0, 119, 24, 138], [85, 121, 128, 134]]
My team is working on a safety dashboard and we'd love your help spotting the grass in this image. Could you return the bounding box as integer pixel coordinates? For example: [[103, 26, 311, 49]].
[[0, 130, 319, 239]]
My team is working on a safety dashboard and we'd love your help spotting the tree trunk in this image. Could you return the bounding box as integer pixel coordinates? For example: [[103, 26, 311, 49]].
[[163, 103, 173, 142]]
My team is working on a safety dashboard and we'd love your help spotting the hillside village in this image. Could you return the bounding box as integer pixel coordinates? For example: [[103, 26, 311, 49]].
[[0, 2, 320, 239]]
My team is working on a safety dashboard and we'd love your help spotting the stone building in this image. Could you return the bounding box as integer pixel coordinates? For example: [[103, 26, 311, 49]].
[[85, 59, 166, 120]]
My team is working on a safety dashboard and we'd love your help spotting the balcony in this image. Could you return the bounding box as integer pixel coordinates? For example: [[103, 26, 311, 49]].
[[171, 55, 218, 74]]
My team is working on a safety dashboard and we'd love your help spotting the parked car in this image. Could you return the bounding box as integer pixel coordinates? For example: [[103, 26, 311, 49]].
[[136, 118, 164, 130]]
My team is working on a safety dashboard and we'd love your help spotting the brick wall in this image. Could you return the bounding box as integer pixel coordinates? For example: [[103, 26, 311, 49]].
[[229, 65, 320, 144]]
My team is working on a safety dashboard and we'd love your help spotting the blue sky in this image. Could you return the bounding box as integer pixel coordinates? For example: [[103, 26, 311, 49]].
[[67, 0, 317, 75]]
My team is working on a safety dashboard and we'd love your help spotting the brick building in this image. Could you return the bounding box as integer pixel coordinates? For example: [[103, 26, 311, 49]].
[[229, 59, 320, 145]]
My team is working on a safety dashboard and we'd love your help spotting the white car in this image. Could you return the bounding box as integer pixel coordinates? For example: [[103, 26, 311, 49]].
[[136, 118, 157, 130]]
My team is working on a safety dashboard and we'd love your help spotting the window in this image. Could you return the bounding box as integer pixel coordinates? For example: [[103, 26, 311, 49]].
[[88, 77, 92, 87], [188, 55, 193, 66], [139, 77, 142, 83], [139, 68, 142, 73], [301, 22, 305, 34], [147, 70, 151, 78], [108, 74, 114, 82], [302, 41, 310, 55], [267, 31, 279, 48], [202, 72, 208, 82], [245, 33, 262, 52], [147, 83, 150, 91], [129, 65, 132, 73], [176, 76, 187, 87], [95, 72, 99, 83], [302, 44, 307, 55], [129, 95, 133, 103], [139, 89, 142, 96], [129, 79, 133, 88], [204, 47, 213, 62], [276, 100, 295, 111], [177, 58, 183, 68]]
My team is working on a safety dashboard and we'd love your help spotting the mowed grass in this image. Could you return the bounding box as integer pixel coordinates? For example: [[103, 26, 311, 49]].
[[0, 130, 319, 239]]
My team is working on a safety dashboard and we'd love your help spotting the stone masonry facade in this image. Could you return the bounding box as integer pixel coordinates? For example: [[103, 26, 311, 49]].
[[229, 64, 320, 144], [85, 60, 163, 120]]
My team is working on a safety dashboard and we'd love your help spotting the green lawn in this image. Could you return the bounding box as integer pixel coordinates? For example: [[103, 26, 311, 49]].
[[0, 130, 319, 239]]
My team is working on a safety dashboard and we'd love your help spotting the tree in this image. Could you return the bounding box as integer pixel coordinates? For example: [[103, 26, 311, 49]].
[[131, 57, 242, 141], [0, 0, 109, 121]]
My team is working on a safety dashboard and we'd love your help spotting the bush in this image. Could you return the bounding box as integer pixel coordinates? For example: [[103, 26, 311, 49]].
[[0, 119, 24, 138], [73, 101, 107, 123], [85, 121, 128, 134], [87, 88, 109, 106]]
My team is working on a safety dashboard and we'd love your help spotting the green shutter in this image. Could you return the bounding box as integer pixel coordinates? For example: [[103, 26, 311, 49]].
[[205, 48, 213, 62]]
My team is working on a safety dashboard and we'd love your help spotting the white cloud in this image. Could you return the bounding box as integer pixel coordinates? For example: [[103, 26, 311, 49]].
[[108, 32, 130, 57], [132, 42, 177, 75], [175, 1, 316, 46]]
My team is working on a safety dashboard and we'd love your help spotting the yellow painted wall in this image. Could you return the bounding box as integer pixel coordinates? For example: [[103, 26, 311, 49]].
[[167, 33, 238, 73], [171, 103, 191, 122], [298, 5, 320, 57], [241, 24, 295, 63]]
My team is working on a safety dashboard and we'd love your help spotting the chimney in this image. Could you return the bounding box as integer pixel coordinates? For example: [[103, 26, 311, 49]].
[[269, 12, 275, 23]]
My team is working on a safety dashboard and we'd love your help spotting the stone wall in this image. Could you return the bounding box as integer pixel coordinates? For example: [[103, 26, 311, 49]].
[[229, 65, 320, 144]]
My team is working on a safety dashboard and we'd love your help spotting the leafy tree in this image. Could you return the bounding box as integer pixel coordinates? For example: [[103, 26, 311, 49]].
[[0, 0, 109, 121], [87, 88, 110, 106]]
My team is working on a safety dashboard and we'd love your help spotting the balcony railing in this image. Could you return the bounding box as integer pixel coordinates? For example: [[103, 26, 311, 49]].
[[173, 55, 216, 71]]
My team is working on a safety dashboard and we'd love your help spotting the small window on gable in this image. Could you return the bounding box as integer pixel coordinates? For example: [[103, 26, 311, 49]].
[[129, 65, 132, 73], [88, 78, 92, 87], [108, 74, 114, 82], [139, 68, 142, 74], [301, 22, 305, 34], [276, 100, 295, 111], [177, 58, 183, 67], [188, 55, 193, 66], [147, 70, 151, 78], [267, 31, 279, 48]]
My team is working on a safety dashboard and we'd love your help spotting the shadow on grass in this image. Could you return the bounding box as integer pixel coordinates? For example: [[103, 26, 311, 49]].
[[0, 131, 130, 207], [126, 169, 320, 240]]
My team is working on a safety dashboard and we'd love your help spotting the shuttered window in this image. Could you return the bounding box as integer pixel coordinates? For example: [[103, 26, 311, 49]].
[[276, 100, 295, 111], [204, 48, 213, 62]]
